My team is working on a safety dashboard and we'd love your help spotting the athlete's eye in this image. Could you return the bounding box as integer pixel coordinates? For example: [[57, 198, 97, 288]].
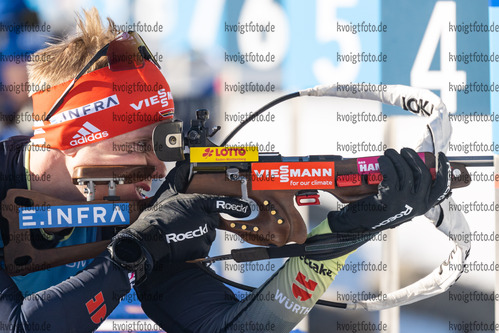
[[120, 140, 153, 154], [129, 140, 151, 154]]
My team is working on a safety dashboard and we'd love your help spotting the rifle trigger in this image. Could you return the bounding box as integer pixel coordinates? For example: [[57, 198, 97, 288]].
[[430, 168, 436, 180], [295, 191, 320, 206]]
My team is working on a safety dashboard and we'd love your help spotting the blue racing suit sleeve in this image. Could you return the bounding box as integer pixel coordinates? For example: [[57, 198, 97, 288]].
[[0, 252, 131, 333]]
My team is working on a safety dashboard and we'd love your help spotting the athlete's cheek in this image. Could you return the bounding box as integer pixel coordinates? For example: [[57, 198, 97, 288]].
[[145, 152, 167, 179]]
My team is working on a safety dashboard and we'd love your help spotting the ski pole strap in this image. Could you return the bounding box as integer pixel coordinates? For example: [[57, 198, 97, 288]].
[[229, 232, 379, 263]]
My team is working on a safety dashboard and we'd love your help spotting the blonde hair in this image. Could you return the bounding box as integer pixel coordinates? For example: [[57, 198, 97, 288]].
[[27, 8, 116, 95]]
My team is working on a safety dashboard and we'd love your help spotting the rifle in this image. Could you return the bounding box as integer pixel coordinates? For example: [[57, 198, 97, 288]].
[[1, 84, 485, 311], [1, 107, 478, 276], [0, 89, 489, 315], [159, 109, 476, 247], [0, 85, 486, 280]]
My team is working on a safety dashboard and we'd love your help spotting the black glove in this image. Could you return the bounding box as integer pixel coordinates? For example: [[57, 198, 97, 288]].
[[108, 169, 250, 283], [329, 148, 451, 233], [150, 158, 191, 203]]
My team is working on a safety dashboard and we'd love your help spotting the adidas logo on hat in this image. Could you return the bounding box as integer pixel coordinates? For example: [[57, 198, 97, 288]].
[[70, 121, 109, 146]]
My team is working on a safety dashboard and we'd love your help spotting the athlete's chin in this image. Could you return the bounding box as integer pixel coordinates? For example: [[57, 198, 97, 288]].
[[121, 190, 147, 201], [118, 183, 151, 201]]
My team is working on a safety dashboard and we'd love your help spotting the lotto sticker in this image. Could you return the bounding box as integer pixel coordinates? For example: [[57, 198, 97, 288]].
[[252, 162, 335, 190], [190, 147, 259, 163]]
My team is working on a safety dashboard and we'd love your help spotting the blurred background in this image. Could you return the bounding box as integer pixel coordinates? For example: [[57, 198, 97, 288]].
[[0, 0, 496, 332]]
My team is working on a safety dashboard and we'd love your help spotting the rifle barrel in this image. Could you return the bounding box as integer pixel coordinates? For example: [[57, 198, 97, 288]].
[[448, 156, 493, 167]]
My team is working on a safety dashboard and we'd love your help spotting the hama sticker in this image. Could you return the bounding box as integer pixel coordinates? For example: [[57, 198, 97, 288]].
[[357, 153, 425, 174]]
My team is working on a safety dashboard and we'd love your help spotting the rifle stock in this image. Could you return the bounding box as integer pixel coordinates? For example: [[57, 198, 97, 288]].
[[186, 152, 470, 247], [1, 153, 470, 275], [2, 165, 153, 276], [187, 172, 308, 246]]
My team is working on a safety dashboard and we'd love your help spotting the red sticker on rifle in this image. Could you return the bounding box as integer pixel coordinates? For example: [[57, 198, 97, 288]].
[[251, 162, 335, 190]]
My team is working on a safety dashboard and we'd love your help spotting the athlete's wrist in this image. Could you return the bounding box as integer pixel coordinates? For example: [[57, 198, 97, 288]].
[[108, 233, 153, 284]]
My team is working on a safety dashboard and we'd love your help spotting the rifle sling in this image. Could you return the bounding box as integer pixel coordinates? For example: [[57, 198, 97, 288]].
[[230, 232, 378, 263]]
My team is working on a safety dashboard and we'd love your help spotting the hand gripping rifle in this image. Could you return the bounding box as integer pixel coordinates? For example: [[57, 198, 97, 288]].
[[1, 84, 486, 311]]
